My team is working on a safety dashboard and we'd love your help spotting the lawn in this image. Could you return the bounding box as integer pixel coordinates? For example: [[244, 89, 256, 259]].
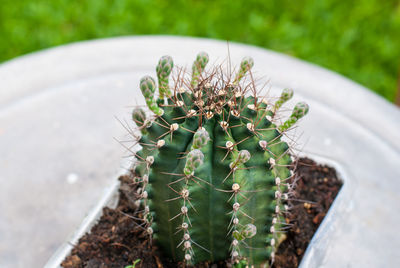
[[1, 0, 399, 102]]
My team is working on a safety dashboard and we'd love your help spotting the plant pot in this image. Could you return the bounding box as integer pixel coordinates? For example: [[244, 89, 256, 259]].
[[1, 36, 399, 267], [44, 153, 349, 268]]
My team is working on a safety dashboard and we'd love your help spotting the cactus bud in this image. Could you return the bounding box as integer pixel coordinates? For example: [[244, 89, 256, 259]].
[[140, 75, 156, 97], [230, 150, 251, 169], [237, 150, 251, 164], [140, 76, 164, 116], [192, 128, 210, 149], [292, 101, 309, 118], [279, 102, 309, 132], [243, 224, 257, 238], [191, 52, 209, 87], [234, 56, 254, 84], [241, 56, 254, 70], [156, 55, 174, 98], [233, 224, 257, 241], [184, 149, 204, 175], [274, 88, 294, 112], [132, 108, 146, 126]]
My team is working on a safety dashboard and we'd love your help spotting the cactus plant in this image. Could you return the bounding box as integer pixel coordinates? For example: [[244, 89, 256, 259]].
[[131, 52, 309, 266]]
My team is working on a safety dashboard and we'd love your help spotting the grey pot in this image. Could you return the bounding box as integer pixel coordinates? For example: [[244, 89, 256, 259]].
[[44, 154, 351, 268], [0, 36, 399, 267]]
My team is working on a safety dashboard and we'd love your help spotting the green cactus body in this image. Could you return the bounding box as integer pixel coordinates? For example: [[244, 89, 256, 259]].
[[131, 53, 308, 266]]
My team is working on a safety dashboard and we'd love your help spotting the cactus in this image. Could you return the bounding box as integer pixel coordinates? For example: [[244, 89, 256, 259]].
[[131, 52, 309, 266]]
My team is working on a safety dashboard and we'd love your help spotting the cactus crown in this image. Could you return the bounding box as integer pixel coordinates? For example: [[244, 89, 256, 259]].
[[131, 52, 309, 266]]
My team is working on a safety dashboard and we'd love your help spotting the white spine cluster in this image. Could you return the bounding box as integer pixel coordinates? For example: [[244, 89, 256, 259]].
[[179, 185, 194, 263], [139, 157, 154, 237], [258, 137, 295, 263], [270, 156, 295, 264], [230, 182, 241, 261], [228, 151, 250, 261], [179, 128, 210, 264]]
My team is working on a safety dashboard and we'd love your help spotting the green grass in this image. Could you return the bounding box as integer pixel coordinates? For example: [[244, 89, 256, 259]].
[[1, 0, 399, 101]]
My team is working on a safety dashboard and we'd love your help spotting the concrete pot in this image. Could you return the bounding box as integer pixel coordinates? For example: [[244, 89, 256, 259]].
[[44, 154, 350, 268], [1, 36, 399, 267]]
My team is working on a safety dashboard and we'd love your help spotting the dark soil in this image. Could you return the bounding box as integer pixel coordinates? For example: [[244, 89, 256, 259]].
[[272, 158, 342, 268], [62, 158, 342, 268]]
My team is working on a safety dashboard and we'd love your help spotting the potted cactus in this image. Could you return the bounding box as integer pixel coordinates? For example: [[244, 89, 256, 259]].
[[130, 52, 308, 266], [59, 52, 341, 268]]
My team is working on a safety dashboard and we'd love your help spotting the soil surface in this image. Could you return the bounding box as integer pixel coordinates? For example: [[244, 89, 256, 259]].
[[61, 158, 342, 268]]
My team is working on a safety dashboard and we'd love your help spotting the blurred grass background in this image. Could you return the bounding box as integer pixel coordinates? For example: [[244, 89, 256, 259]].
[[1, 0, 399, 102]]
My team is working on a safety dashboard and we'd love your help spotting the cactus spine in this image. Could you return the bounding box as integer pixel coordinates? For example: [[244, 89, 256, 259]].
[[131, 52, 309, 266]]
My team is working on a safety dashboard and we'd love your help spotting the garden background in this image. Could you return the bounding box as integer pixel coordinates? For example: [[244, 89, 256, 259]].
[[1, 0, 399, 102]]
